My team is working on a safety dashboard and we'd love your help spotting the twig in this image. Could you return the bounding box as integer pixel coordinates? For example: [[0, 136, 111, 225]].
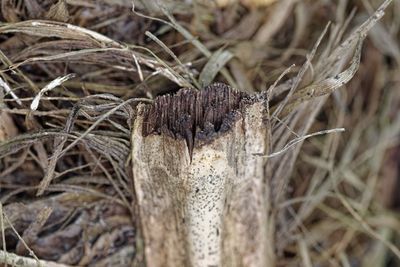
[[256, 128, 345, 158], [0, 250, 73, 267]]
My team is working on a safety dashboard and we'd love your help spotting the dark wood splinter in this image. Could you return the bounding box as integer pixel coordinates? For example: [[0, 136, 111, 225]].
[[142, 83, 253, 157]]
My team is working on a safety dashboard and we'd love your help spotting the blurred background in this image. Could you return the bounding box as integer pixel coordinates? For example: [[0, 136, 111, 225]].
[[0, 0, 399, 266]]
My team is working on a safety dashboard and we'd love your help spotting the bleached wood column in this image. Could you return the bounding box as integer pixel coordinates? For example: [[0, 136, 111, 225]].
[[131, 83, 274, 267]]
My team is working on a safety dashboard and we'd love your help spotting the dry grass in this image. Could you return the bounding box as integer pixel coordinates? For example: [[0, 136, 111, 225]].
[[0, 0, 399, 266]]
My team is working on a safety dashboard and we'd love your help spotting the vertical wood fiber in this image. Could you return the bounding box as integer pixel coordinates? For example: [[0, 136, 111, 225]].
[[132, 84, 273, 267]]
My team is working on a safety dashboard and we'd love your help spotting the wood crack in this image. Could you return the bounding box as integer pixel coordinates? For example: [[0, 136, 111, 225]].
[[142, 83, 254, 157]]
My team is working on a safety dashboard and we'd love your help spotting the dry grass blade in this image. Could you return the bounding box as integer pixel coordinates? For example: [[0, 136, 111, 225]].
[[0, 20, 121, 46], [0, 76, 21, 105], [0, 250, 72, 267], [2, 210, 41, 264], [259, 128, 345, 158], [30, 74, 75, 111], [159, 6, 238, 88], [334, 189, 400, 260], [280, 37, 363, 117], [0, 0, 398, 266], [145, 31, 198, 88], [271, 21, 331, 118], [0, 203, 6, 261], [199, 49, 234, 87]]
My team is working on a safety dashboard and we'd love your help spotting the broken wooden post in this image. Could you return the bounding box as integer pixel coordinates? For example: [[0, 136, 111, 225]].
[[131, 83, 274, 267]]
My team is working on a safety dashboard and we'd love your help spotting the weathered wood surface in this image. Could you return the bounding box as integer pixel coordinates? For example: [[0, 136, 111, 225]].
[[131, 84, 274, 267]]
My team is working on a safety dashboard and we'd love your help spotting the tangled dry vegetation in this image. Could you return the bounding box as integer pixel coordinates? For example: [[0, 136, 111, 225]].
[[0, 0, 399, 266]]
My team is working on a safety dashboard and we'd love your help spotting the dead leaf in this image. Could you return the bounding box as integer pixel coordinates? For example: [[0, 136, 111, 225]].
[[46, 0, 70, 22], [213, 0, 278, 8], [0, 110, 18, 142]]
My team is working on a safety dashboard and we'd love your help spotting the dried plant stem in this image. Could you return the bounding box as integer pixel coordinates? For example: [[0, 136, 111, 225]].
[[0, 250, 72, 267], [132, 85, 273, 266]]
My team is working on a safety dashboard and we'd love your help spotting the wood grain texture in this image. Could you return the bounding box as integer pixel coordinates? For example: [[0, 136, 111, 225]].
[[132, 84, 274, 267]]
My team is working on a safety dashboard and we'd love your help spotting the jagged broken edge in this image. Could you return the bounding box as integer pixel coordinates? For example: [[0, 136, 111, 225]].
[[141, 83, 256, 158]]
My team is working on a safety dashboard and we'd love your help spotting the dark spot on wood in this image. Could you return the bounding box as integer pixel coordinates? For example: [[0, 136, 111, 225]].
[[142, 83, 253, 157]]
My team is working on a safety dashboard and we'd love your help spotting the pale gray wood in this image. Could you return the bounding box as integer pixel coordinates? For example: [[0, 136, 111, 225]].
[[132, 99, 274, 267]]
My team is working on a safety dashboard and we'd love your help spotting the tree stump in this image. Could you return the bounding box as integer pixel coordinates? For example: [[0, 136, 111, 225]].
[[131, 83, 274, 267]]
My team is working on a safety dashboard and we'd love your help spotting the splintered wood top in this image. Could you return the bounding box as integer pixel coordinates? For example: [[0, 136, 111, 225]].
[[141, 83, 254, 155]]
